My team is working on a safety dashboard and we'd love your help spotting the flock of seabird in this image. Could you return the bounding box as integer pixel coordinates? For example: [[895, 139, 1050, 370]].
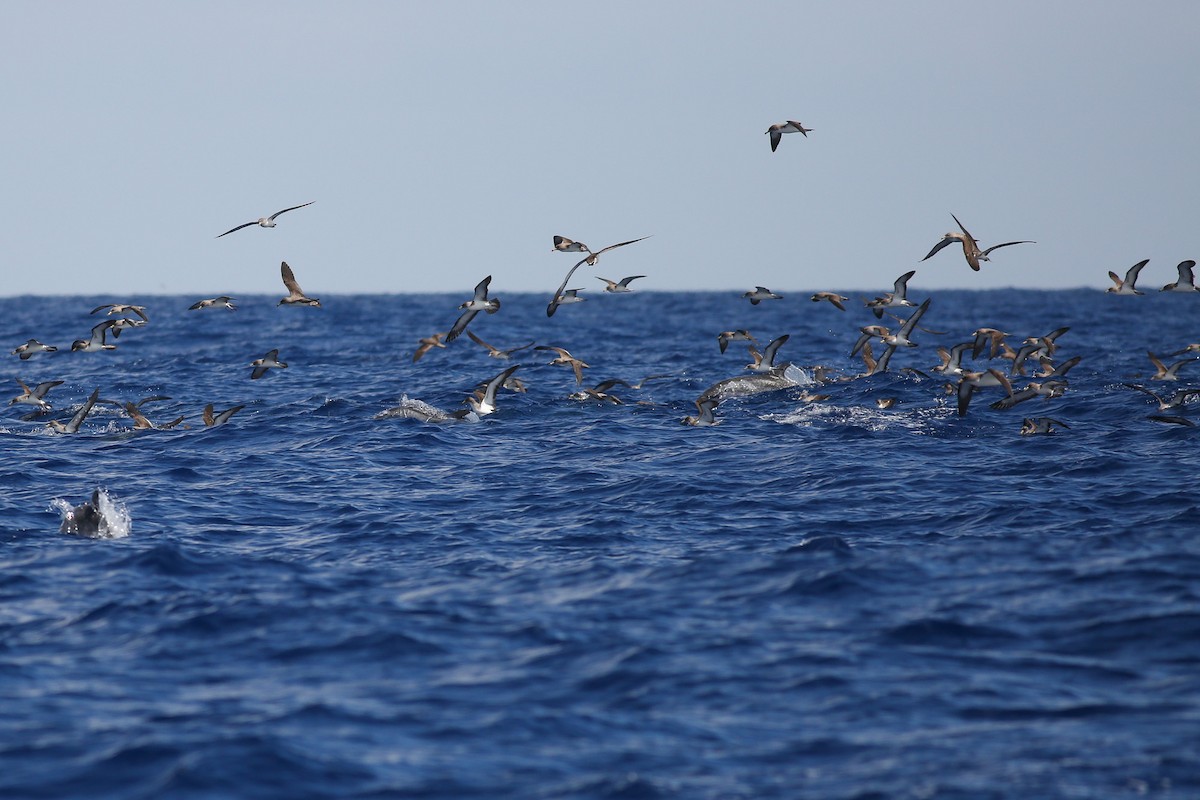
[[10, 127, 1200, 441]]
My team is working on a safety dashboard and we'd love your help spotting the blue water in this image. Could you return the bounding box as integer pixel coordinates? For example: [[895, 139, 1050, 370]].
[[2, 288, 1198, 799]]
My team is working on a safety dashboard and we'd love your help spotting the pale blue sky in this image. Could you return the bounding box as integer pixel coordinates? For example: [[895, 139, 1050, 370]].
[[4, 2, 1197, 297]]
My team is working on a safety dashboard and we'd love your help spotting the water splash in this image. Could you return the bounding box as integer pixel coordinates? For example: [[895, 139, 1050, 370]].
[[51, 488, 132, 539]]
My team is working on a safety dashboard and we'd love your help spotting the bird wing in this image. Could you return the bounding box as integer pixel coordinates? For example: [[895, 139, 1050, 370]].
[[466, 330, 498, 354], [897, 298, 931, 338], [921, 237, 957, 261], [950, 213, 978, 245], [547, 255, 590, 316], [446, 309, 478, 342], [980, 240, 1034, 257], [268, 201, 314, 222], [592, 236, 651, 257], [67, 388, 100, 432], [216, 220, 257, 238], [280, 262, 304, 295]]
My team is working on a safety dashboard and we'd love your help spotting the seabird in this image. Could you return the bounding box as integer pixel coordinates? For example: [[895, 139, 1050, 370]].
[[681, 397, 720, 426], [921, 213, 1033, 272], [547, 236, 650, 316], [446, 275, 501, 342], [71, 321, 118, 353], [466, 331, 534, 359], [989, 373, 1068, 410], [557, 288, 586, 304], [11, 339, 57, 360], [91, 303, 148, 322], [879, 297, 931, 350], [465, 365, 521, 416], [931, 342, 975, 378], [535, 345, 590, 385], [765, 121, 811, 152], [955, 368, 1007, 416], [216, 201, 314, 238], [552, 235, 590, 253], [1123, 384, 1200, 412], [865, 270, 917, 318], [1106, 259, 1149, 295], [47, 388, 99, 434], [9, 379, 64, 412], [971, 328, 1010, 359], [746, 334, 790, 373], [852, 325, 890, 358], [742, 286, 783, 305], [189, 296, 237, 311], [1147, 351, 1195, 381], [107, 317, 147, 339], [123, 402, 184, 430], [597, 275, 645, 293], [250, 349, 287, 380], [718, 330, 756, 353], [569, 378, 633, 404], [413, 332, 448, 363], [1020, 417, 1070, 435], [1161, 260, 1199, 292], [203, 403, 245, 426], [810, 291, 848, 311], [278, 261, 321, 307]]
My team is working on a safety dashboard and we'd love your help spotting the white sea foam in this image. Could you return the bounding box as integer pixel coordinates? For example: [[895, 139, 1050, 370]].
[[51, 488, 132, 539]]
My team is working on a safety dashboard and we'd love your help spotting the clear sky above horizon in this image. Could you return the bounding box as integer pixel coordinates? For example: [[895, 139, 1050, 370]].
[[4, 2, 1198, 299]]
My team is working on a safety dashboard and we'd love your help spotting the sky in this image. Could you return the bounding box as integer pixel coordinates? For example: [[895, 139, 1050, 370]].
[[3, 2, 1198, 298]]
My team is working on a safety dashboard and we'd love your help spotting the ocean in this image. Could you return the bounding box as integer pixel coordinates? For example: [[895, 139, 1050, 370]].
[[1, 287, 1198, 799]]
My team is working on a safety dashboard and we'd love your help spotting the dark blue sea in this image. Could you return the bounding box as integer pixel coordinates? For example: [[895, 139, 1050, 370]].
[[2, 288, 1198, 799]]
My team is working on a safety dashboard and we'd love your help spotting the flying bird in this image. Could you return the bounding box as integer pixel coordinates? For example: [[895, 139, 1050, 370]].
[[921, 213, 1033, 271], [597, 275, 645, 293], [216, 202, 314, 238], [552, 235, 590, 253], [466, 331, 534, 359], [1020, 417, 1070, 435], [535, 345, 590, 385], [743, 286, 783, 305], [865, 270, 918, 318], [682, 397, 720, 426], [250, 349, 287, 380], [9, 379, 64, 412], [447, 275, 501, 342], [765, 121, 811, 152], [91, 303, 149, 322], [189, 296, 237, 311], [810, 291, 848, 311], [278, 261, 321, 307], [718, 330, 756, 353], [413, 332, 448, 363], [203, 403, 245, 427], [547, 236, 650, 316], [1106, 259, 1149, 295], [12, 339, 57, 360], [464, 365, 521, 416], [46, 388, 99, 434], [71, 321, 118, 352], [1161, 260, 1199, 292]]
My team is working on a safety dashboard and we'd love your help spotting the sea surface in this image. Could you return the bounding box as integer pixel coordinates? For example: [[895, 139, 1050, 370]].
[[1, 288, 1198, 799]]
